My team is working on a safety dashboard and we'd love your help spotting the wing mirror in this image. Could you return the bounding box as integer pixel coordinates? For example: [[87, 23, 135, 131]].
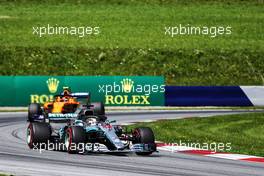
[[109, 120, 116, 123]]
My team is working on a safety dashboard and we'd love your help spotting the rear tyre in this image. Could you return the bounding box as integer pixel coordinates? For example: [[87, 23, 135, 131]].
[[132, 127, 156, 156], [28, 103, 42, 122], [65, 126, 86, 154], [27, 122, 51, 149]]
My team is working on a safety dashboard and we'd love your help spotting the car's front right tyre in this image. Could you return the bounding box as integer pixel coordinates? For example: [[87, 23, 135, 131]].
[[27, 122, 51, 149]]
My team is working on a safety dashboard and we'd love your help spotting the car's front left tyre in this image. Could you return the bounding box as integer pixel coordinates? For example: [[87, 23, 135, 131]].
[[132, 127, 156, 156], [64, 126, 86, 154]]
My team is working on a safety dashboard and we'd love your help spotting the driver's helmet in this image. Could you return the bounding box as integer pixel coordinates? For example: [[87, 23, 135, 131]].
[[63, 87, 71, 96], [86, 118, 97, 126]]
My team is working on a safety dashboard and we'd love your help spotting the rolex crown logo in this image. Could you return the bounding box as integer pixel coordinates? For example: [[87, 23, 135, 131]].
[[46, 77, 60, 93], [121, 78, 134, 93]]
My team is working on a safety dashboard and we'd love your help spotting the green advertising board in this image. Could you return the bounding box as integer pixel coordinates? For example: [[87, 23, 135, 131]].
[[0, 76, 165, 106]]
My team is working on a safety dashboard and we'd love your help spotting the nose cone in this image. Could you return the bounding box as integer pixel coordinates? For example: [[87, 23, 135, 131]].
[[113, 139, 125, 150]]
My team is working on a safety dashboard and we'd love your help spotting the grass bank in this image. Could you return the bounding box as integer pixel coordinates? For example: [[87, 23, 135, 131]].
[[128, 112, 264, 156], [0, 1, 263, 85], [1, 47, 263, 85], [0, 3, 262, 49]]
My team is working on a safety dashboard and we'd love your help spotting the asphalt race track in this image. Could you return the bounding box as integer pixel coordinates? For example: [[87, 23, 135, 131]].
[[0, 110, 263, 176]]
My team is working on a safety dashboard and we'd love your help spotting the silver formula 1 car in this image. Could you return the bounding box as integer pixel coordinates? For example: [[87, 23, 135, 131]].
[[26, 93, 156, 155]]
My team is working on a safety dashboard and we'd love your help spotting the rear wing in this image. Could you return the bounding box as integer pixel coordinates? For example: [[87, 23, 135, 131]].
[[60, 92, 90, 98], [71, 92, 89, 98]]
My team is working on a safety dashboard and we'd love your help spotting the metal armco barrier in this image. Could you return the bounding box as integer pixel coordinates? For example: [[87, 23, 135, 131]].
[[165, 86, 264, 106]]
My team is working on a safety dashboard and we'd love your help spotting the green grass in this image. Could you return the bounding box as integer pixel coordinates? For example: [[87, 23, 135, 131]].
[[0, 174, 11, 176], [0, 3, 263, 49], [0, 1, 263, 85], [127, 112, 264, 156], [1, 47, 264, 85]]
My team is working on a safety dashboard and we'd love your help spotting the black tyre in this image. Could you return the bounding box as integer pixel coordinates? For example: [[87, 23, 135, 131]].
[[132, 127, 156, 155], [64, 126, 86, 154], [28, 103, 42, 122], [27, 122, 51, 149], [91, 102, 105, 116]]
